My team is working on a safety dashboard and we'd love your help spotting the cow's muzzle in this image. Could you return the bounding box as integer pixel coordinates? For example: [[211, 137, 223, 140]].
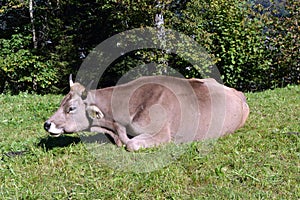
[[44, 121, 64, 137], [44, 121, 51, 131]]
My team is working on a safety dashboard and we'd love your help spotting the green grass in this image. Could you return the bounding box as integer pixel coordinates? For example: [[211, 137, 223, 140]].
[[0, 86, 299, 199]]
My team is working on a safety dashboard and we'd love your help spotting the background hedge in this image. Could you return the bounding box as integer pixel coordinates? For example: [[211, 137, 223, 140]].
[[0, 0, 299, 94]]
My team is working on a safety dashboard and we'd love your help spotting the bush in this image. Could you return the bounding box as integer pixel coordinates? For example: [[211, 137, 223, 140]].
[[0, 33, 61, 94], [0, 0, 298, 93], [260, 0, 300, 88], [175, 0, 299, 91]]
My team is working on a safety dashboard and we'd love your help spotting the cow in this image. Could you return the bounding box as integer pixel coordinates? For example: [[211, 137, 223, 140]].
[[44, 75, 249, 151]]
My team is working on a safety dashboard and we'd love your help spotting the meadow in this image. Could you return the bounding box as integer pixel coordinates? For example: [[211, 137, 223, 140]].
[[0, 85, 299, 199]]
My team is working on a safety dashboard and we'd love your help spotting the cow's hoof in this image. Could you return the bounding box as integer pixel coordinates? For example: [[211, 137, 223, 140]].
[[115, 138, 123, 147], [126, 141, 142, 152]]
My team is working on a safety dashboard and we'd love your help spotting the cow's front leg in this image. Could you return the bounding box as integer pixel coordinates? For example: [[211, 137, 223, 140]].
[[113, 122, 131, 145], [90, 126, 122, 147], [126, 126, 172, 151]]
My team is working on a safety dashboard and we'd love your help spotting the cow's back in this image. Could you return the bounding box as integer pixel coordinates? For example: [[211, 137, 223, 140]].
[[111, 76, 248, 142]]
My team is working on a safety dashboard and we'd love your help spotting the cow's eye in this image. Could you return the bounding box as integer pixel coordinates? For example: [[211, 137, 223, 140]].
[[67, 106, 77, 113]]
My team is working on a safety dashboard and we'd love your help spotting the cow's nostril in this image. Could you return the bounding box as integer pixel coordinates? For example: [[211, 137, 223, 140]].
[[44, 121, 51, 131]]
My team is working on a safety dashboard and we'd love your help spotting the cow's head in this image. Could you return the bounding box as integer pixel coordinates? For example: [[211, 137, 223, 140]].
[[44, 75, 104, 137]]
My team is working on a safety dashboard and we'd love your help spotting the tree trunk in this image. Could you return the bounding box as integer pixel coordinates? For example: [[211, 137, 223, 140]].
[[29, 0, 37, 48]]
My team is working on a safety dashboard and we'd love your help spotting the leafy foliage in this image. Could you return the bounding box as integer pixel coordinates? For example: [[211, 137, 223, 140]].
[[0, 33, 60, 94], [176, 0, 299, 91], [0, 0, 299, 93], [259, 0, 300, 88]]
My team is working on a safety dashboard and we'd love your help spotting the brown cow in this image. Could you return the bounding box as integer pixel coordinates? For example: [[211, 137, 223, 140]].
[[44, 75, 249, 151]]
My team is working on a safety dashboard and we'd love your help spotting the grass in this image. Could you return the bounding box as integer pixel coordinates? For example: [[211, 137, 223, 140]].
[[0, 85, 299, 199]]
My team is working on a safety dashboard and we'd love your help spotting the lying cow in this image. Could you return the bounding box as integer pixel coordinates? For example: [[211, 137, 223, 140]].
[[44, 75, 249, 151]]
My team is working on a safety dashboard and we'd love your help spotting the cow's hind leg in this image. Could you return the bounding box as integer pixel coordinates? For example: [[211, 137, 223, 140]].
[[126, 126, 172, 151]]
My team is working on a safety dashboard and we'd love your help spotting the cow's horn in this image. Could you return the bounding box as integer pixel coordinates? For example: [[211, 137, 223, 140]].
[[69, 74, 74, 87], [81, 80, 94, 99], [86, 80, 94, 90]]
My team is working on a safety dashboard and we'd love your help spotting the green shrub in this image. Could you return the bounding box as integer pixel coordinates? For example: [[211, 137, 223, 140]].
[[260, 0, 300, 88], [0, 0, 298, 93], [0, 33, 60, 94], [175, 0, 299, 91]]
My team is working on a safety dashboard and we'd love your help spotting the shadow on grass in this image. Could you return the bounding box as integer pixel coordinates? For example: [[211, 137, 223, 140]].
[[37, 135, 81, 151], [37, 133, 116, 151]]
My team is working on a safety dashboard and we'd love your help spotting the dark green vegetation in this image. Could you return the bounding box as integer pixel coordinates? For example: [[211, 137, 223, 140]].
[[0, 86, 299, 199], [1, 0, 299, 94]]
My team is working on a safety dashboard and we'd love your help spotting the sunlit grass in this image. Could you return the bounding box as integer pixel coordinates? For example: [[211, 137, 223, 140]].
[[0, 85, 299, 199]]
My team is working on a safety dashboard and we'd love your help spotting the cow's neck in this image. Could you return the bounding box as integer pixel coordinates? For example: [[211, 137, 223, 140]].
[[92, 87, 114, 120]]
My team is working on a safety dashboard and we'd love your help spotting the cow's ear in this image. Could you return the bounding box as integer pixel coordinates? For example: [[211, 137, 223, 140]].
[[86, 105, 104, 119]]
